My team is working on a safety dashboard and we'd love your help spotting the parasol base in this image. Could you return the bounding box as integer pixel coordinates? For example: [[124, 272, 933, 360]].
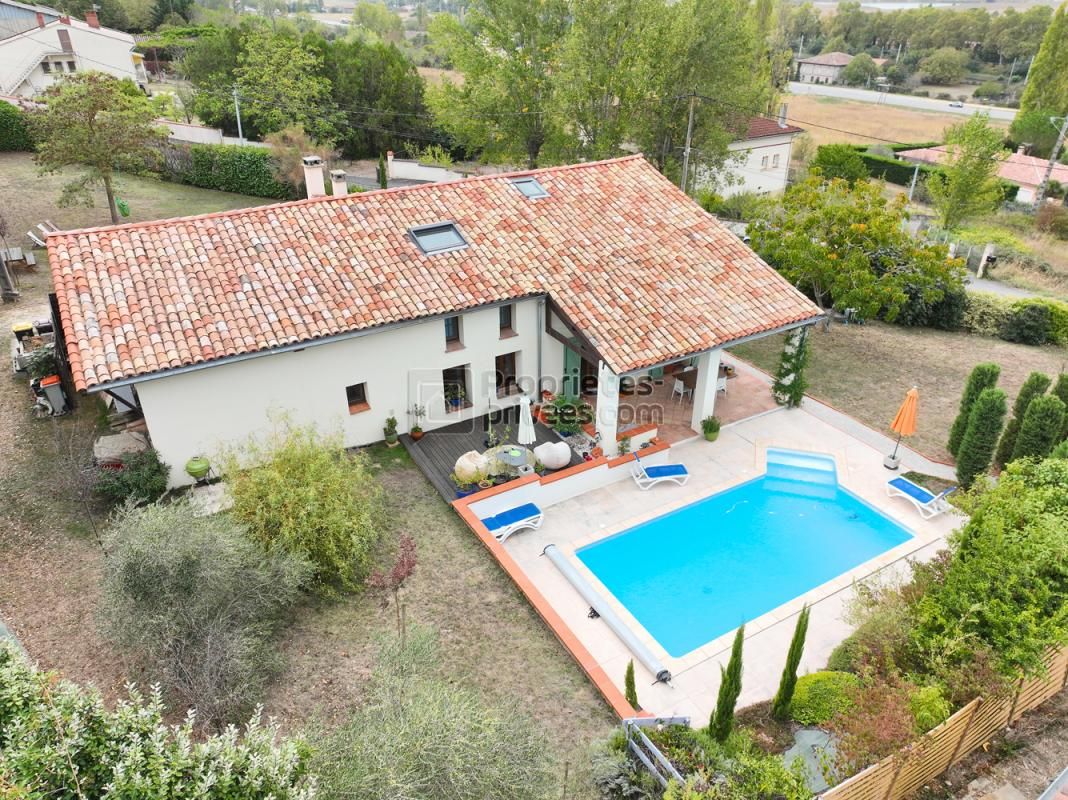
[[883, 454, 901, 470]]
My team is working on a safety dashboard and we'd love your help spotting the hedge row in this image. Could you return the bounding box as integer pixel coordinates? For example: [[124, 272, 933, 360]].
[[0, 102, 34, 152], [849, 145, 1020, 202], [171, 144, 296, 200], [902, 289, 1068, 347]]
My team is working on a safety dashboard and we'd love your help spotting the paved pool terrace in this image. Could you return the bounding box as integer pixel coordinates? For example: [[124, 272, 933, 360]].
[[456, 406, 962, 723]]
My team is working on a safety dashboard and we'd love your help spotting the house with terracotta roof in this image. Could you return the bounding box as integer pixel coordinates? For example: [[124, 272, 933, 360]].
[[49, 155, 823, 487], [697, 113, 805, 198], [796, 51, 855, 85], [897, 144, 1068, 204]]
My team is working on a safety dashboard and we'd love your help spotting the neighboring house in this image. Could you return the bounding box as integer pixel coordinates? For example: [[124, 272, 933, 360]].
[[796, 51, 854, 84], [697, 115, 805, 198], [897, 144, 1068, 204], [49, 155, 823, 486], [0, 0, 143, 98]]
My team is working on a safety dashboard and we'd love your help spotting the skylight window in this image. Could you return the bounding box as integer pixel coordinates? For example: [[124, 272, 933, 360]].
[[409, 222, 468, 255], [511, 177, 549, 199]]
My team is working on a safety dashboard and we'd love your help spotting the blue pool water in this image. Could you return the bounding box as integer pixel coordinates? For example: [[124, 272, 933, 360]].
[[576, 449, 912, 657]]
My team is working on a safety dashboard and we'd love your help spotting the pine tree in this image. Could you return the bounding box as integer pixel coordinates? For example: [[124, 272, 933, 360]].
[[995, 371, 1052, 468], [956, 388, 1008, 488], [771, 606, 810, 720], [1011, 394, 1066, 462], [1018, 2, 1068, 116], [947, 362, 1000, 456], [624, 660, 639, 711], [710, 624, 744, 742], [1051, 374, 1068, 442]]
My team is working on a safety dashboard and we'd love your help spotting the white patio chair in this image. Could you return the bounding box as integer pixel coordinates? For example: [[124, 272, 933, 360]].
[[671, 378, 692, 404]]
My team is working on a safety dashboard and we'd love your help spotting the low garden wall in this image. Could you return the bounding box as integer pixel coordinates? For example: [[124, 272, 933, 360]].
[[822, 646, 1068, 800]]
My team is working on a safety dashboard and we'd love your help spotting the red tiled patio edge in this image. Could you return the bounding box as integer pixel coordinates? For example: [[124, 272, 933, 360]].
[[451, 443, 673, 719]]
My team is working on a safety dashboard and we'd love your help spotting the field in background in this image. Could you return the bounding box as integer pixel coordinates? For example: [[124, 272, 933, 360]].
[[786, 94, 1008, 148], [418, 66, 462, 86]]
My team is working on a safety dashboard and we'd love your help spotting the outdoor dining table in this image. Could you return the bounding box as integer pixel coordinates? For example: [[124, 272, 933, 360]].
[[496, 446, 532, 472], [676, 364, 735, 392]]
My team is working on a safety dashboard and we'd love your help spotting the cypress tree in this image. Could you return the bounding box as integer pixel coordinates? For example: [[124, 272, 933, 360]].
[[947, 362, 1000, 456], [956, 388, 1009, 488], [624, 660, 639, 711], [1052, 374, 1068, 441], [1011, 394, 1066, 462], [710, 624, 744, 742], [377, 154, 388, 189], [1018, 2, 1068, 116], [771, 605, 810, 720], [995, 371, 1052, 468]]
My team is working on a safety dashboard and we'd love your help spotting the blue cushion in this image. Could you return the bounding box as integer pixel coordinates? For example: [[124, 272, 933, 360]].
[[482, 502, 541, 531], [645, 464, 688, 478], [888, 477, 935, 503]]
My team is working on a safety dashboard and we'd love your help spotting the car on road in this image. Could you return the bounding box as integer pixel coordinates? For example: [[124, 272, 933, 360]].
[[949, 101, 964, 108]]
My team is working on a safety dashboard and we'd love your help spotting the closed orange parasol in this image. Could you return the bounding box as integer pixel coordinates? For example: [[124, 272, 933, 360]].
[[885, 387, 918, 470]]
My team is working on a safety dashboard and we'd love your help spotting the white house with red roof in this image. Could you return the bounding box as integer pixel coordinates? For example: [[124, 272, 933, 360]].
[[48, 155, 822, 486], [0, 0, 143, 98], [897, 144, 1068, 204], [697, 114, 805, 198], [796, 51, 855, 85]]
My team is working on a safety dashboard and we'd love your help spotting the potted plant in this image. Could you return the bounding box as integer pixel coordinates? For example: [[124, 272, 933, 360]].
[[618, 436, 631, 455], [544, 395, 593, 436], [477, 470, 494, 490], [445, 384, 466, 410], [409, 404, 426, 441], [383, 416, 399, 447], [702, 415, 721, 442], [451, 472, 476, 498]]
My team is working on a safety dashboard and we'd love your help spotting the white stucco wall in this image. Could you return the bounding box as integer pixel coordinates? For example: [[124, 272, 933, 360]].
[[797, 62, 845, 84], [697, 133, 796, 198], [0, 19, 136, 96], [132, 297, 567, 486]]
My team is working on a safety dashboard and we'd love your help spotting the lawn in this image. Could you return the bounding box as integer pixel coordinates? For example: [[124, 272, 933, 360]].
[[0, 152, 268, 246], [729, 321, 1068, 463], [786, 94, 1008, 149]]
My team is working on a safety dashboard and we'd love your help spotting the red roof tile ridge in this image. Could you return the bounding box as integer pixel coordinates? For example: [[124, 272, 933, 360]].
[[48, 154, 648, 240]]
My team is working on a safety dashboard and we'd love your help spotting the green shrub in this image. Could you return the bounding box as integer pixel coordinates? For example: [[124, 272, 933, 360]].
[[710, 625, 745, 741], [947, 362, 1000, 457], [790, 671, 860, 725], [910, 685, 951, 733], [0, 102, 33, 151], [624, 660, 639, 710], [956, 388, 1008, 488], [0, 643, 315, 798], [314, 627, 554, 800], [995, 371, 1053, 468], [660, 731, 810, 800], [95, 447, 170, 504], [826, 632, 863, 673], [100, 500, 309, 728], [1052, 440, 1068, 459], [812, 144, 869, 183], [182, 144, 296, 199], [221, 419, 384, 595], [1023, 299, 1068, 345], [827, 678, 915, 782], [1012, 394, 1066, 461], [891, 285, 967, 330], [973, 81, 1004, 99], [1053, 374, 1068, 441], [1001, 302, 1052, 345], [23, 343, 58, 379], [961, 292, 1012, 337]]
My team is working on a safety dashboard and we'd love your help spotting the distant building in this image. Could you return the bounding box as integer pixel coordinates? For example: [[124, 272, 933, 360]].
[[796, 51, 855, 85], [897, 144, 1068, 204], [697, 113, 805, 198], [0, 0, 144, 98]]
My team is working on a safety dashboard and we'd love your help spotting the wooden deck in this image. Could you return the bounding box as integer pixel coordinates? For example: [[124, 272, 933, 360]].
[[401, 410, 582, 502]]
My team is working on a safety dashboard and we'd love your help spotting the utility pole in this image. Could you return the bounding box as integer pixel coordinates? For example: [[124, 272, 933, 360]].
[[679, 92, 697, 194], [1034, 115, 1068, 210], [797, 33, 804, 60], [232, 86, 245, 145], [895, 41, 902, 63], [907, 163, 920, 203], [1006, 56, 1018, 87]]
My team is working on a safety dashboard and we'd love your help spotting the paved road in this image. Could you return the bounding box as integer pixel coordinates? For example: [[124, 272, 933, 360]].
[[966, 276, 1041, 299], [787, 82, 1015, 122]]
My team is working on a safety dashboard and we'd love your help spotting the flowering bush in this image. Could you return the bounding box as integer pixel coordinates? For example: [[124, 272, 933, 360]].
[[0, 643, 316, 798], [773, 328, 809, 408]]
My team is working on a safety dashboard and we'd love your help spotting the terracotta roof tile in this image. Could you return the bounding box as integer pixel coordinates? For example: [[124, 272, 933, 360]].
[[744, 117, 804, 140], [50, 155, 822, 391], [898, 145, 1068, 190]]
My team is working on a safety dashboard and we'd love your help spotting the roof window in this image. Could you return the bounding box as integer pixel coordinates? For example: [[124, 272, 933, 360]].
[[409, 222, 468, 255], [511, 177, 549, 199]]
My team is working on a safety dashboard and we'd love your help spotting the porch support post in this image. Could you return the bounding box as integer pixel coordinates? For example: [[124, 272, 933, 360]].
[[690, 349, 722, 433], [596, 361, 621, 457]]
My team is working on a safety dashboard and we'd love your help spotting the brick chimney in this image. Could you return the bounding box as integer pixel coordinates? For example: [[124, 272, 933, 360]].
[[35, 12, 46, 27], [58, 14, 70, 24], [302, 155, 326, 199], [329, 169, 348, 197], [85, 9, 100, 28]]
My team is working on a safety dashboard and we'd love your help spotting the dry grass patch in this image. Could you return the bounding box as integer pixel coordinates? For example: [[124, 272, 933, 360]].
[[729, 321, 1068, 463]]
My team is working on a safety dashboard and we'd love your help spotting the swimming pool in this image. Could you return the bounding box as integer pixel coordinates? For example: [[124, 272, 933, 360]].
[[576, 449, 913, 657]]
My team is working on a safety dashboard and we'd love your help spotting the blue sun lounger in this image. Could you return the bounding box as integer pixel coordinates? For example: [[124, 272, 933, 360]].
[[631, 453, 690, 491], [480, 502, 544, 543], [886, 476, 956, 519]]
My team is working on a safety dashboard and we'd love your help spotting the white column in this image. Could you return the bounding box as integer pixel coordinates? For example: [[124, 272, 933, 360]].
[[690, 349, 722, 432], [596, 361, 620, 457]]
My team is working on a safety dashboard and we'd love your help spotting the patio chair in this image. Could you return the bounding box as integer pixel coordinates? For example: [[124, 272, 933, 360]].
[[671, 378, 692, 404], [480, 502, 544, 543], [717, 376, 728, 395], [886, 477, 956, 520], [631, 453, 690, 491]]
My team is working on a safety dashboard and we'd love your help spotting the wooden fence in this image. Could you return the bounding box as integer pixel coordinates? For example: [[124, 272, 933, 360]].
[[823, 648, 1068, 800]]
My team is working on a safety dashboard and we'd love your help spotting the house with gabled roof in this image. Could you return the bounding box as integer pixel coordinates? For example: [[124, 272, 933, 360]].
[[48, 155, 823, 486]]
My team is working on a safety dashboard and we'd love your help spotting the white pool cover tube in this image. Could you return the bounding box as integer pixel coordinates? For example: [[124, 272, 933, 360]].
[[542, 544, 671, 684]]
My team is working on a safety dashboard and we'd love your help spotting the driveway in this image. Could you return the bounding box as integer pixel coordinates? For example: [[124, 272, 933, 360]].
[[787, 82, 1015, 122]]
